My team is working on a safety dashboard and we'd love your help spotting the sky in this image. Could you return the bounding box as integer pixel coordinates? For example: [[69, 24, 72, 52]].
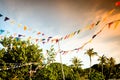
[[0, 0, 120, 68]]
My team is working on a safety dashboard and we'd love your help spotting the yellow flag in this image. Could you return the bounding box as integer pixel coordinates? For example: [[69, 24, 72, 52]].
[[24, 26, 27, 30], [103, 9, 115, 21], [69, 32, 74, 38], [89, 39, 93, 43], [84, 25, 90, 30], [18, 24, 22, 27], [10, 20, 15, 24], [28, 36, 31, 40], [114, 21, 120, 29]]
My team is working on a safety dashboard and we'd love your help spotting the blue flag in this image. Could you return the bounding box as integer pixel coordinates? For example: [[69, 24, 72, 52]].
[[0, 14, 3, 17], [0, 29, 5, 34]]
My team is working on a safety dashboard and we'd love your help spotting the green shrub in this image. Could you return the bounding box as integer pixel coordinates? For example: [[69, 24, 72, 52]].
[[89, 72, 105, 80]]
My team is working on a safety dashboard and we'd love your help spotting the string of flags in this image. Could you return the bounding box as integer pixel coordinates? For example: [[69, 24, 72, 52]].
[[52, 20, 100, 42], [0, 62, 42, 71], [51, 8, 117, 43], [0, 20, 119, 71], [0, 10, 119, 53], [0, 6, 118, 44], [0, 10, 119, 52], [59, 19, 120, 55], [0, 13, 53, 44], [0, 13, 101, 44]]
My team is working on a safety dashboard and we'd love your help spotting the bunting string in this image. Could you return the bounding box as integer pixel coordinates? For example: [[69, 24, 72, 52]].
[[0, 62, 43, 71], [0, 8, 117, 44], [0, 13, 53, 44], [0, 8, 119, 50], [59, 19, 120, 55]]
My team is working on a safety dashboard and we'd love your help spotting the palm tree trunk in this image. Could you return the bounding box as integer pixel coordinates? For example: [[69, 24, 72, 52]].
[[102, 64, 103, 75], [89, 56, 92, 76], [58, 41, 65, 80]]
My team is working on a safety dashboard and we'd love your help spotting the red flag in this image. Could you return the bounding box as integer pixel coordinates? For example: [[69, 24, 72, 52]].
[[62, 51, 69, 55], [108, 22, 113, 28], [56, 39, 59, 43], [36, 39, 39, 42], [89, 23, 95, 30], [64, 35, 69, 39], [115, 1, 120, 6], [37, 32, 41, 35]]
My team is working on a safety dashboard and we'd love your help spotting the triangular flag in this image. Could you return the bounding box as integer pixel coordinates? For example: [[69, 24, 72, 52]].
[[77, 30, 81, 34], [88, 39, 93, 43], [59, 37, 63, 41], [13, 33, 17, 36], [28, 36, 31, 40], [96, 20, 100, 25], [0, 30, 5, 35], [18, 24, 22, 27], [64, 35, 69, 39], [15, 37, 20, 41], [4, 17, 10, 21], [42, 39, 45, 41], [115, 1, 120, 6], [0, 14, 3, 17], [67, 35, 70, 39], [48, 36, 52, 39], [89, 23, 95, 30], [62, 51, 69, 55], [18, 34, 24, 37], [42, 33, 44, 36], [74, 31, 77, 35], [114, 21, 120, 29], [47, 38, 50, 42], [24, 26, 27, 30], [102, 9, 115, 21], [36, 39, 39, 42], [47, 37, 52, 42], [10, 20, 15, 24], [42, 42, 45, 44], [55, 39, 59, 43], [92, 34, 97, 39], [37, 32, 41, 35], [69, 32, 74, 38], [108, 22, 113, 28]]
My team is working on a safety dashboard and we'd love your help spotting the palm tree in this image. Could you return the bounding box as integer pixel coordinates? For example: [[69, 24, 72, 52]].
[[71, 57, 83, 69], [107, 57, 116, 79], [98, 55, 107, 75], [84, 48, 97, 76]]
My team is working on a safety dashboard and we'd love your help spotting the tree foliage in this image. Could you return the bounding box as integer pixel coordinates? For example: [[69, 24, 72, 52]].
[[89, 71, 105, 80], [34, 63, 75, 80], [46, 45, 56, 64], [0, 37, 43, 80]]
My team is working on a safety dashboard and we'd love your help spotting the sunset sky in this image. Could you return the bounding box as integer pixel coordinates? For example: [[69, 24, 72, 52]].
[[0, 0, 120, 68]]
